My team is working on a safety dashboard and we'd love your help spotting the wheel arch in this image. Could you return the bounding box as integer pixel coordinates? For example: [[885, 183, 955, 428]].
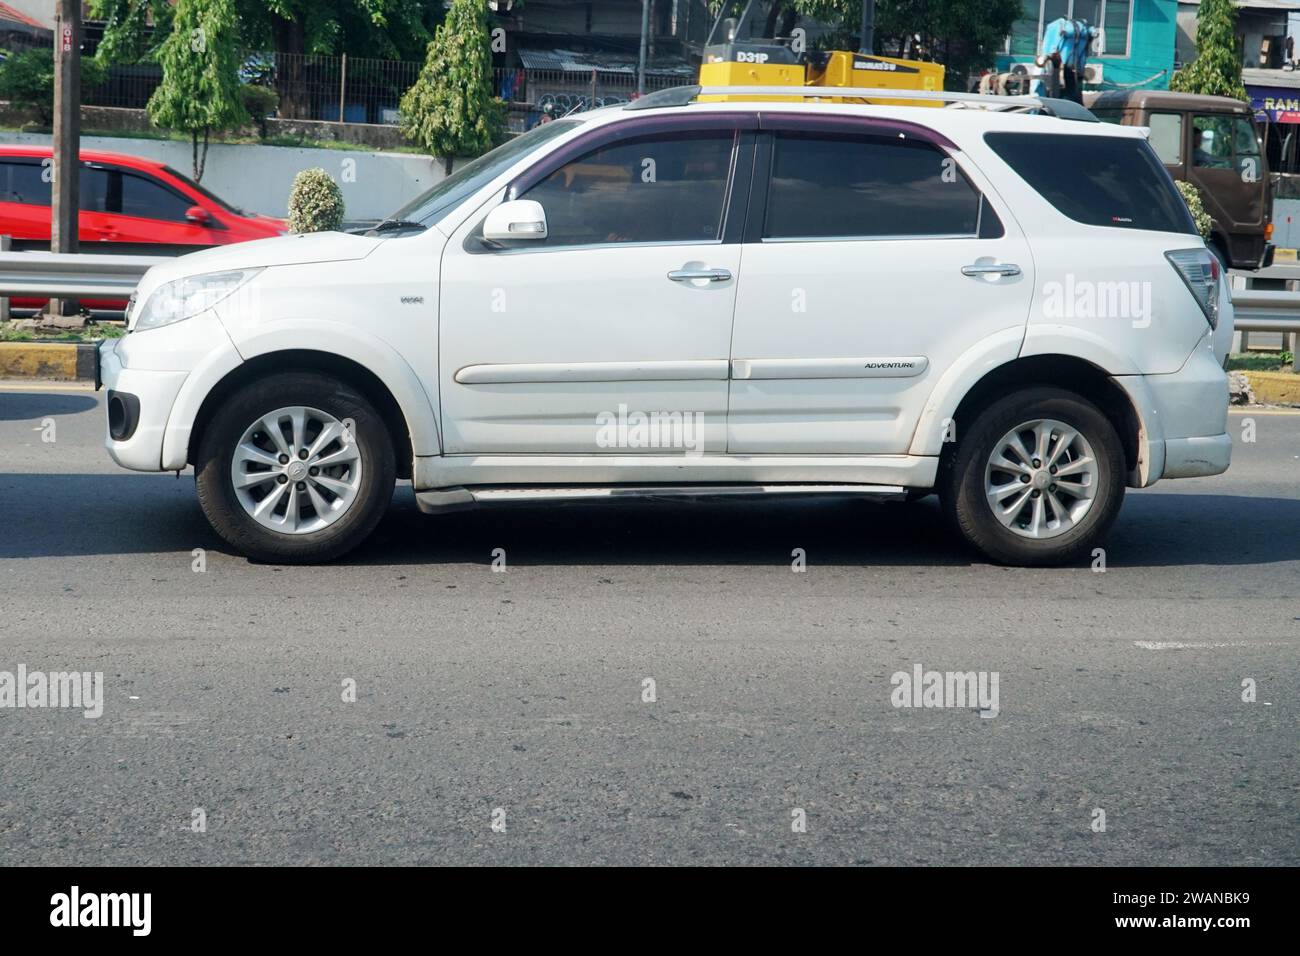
[[186, 350, 424, 480], [937, 354, 1146, 484]]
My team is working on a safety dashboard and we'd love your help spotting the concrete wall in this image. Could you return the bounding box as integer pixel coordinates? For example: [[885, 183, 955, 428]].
[[0, 131, 447, 220]]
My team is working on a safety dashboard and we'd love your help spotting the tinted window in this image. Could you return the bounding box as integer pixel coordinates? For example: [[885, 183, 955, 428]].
[[0, 160, 51, 205], [764, 132, 981, 239], [984, 131, 1196, 234], [522, 131, 733, 246], [162, 165, 238, 213], [119, 171, 192, 221], [79, 165, 112, 213]]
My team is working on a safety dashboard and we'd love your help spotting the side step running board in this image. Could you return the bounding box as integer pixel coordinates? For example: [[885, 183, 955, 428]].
[[416, 484, 907, 513]]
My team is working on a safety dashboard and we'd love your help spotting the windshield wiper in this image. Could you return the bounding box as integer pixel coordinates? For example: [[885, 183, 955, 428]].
[[368, 218, 427, 235]]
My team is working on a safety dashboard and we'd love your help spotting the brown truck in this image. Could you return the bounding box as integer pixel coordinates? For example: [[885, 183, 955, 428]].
[[1086, 90, 1274, 270]]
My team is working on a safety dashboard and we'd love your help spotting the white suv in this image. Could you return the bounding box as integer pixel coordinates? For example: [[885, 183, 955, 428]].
[[99, 88, 1233, 566]]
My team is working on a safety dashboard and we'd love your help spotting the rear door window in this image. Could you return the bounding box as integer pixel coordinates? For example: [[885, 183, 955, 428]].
[[763, 131, 982, 239], [984, 131, 1196, 234], [0, 160, 51, 205]]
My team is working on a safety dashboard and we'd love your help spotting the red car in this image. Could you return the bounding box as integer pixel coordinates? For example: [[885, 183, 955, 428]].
[[0, 145, 287, 308]]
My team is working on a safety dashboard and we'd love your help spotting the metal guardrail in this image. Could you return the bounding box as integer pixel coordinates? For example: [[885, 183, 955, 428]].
[[0, 250, 165, 299], [1228, 291, 1300, 333], [1230, 264, 1300, 334]]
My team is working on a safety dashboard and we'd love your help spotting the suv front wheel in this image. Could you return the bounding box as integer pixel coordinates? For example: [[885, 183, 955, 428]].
[[195, 372, 396, 563], [941, 387, 1126, 566]]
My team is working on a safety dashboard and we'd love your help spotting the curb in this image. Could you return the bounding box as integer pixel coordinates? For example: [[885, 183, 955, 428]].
[[0, 341, 99, 382], [1241, 370, 1300, 406]]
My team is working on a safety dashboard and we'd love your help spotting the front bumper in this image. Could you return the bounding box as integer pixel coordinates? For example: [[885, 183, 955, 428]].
[[98, 338, 187, 472]]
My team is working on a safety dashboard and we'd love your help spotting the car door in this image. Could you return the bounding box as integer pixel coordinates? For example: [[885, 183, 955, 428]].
[[727, 117, 1035, 455], [438, 115, 755, 455], [99, 166, 216, 252], [0, 157, 53, 245]]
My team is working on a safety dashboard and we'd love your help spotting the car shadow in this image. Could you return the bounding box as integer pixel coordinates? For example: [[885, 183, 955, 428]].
[[0, 392, 99, 421], [1, 472, 1297, 569]]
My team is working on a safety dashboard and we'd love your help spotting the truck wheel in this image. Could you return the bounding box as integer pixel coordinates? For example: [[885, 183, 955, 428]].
[[941, 387, 1125, 566], [195, 372, 396, 563]]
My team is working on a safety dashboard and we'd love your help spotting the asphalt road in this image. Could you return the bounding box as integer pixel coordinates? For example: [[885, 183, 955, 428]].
[[0, 383, 1296, 866]]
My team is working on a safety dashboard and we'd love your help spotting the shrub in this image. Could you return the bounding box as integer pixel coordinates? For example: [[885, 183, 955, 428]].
[[0, 47, 106, 126], [1176, 180, 1213, 240], [287, 167, 345, 233], [240, 83, 279, 137]]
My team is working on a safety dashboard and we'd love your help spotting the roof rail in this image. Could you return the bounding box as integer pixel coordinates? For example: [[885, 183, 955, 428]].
[[625, 85, 1098, 122]]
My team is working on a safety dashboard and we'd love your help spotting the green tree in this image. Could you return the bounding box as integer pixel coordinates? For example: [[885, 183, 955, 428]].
[[89, 0, 174, 64], [1170, 0, 1247, 101], [147, 0, 249, 181], [238, 0, 436, 62], [399, 0, 504, 171], [0, 48, 106, 126]]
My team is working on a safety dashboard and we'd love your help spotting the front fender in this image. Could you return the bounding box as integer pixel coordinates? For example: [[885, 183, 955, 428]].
[[162, 319, 442, 470]]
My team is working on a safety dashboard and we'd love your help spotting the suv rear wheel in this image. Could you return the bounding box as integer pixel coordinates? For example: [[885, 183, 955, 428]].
[[196, 372, 396, 563], [941, 387, 1125, 566]]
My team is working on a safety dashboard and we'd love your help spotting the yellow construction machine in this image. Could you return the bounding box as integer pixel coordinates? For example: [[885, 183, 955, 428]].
[[699, 0, 944, 104]]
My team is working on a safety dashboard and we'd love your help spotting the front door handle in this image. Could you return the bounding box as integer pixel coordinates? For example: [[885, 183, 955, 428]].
[[668, 268, 732, 283], [961, 263, 1021, 278]]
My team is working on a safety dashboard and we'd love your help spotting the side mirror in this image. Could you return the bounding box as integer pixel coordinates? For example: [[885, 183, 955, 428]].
[[185, 205, 211, 225], [483, 199, 547, 242]]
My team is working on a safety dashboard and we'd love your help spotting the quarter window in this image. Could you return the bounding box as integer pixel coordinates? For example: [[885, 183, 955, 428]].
[[763, 132, 982, 239], [985, 131, 1196, 234], [521, 131, 734, 246]]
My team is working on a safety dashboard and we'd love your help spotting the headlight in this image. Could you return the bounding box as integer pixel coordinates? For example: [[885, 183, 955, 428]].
[[133, 269, 262, 331]]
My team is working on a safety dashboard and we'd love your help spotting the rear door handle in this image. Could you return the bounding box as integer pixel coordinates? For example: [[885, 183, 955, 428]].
[[668, 268, 732, 282], [961, 263, 1021, 278]]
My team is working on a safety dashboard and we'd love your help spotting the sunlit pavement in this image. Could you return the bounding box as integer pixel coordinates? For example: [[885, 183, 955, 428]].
[[1, 384, 1296, 865]]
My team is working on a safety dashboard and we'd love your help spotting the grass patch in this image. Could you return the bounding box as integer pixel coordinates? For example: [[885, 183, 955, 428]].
[[1226, 352, 1296, 373], [0, 320, 124, 343]]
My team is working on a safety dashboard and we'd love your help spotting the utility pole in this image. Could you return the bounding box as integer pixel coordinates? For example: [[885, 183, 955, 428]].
[[859, 0, 875, 55], [50, 0, 82, 323], [637, 0, 650, 95]]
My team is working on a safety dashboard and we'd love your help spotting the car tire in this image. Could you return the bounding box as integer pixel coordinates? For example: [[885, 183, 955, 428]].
[[940, 387, 1126, 566], [195, 371, 396, 563]]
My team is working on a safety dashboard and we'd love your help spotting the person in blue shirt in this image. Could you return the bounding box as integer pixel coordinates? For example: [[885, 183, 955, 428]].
[[1037, 17, 1096, 103]]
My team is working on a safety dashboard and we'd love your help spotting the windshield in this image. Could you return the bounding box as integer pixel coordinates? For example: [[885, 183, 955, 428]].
[[162, 165, 242, 215], [388, 120, 582, 227]]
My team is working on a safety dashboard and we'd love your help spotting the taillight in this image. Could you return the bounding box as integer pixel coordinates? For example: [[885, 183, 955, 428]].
[[1166, 248, 1221, 329], [1266, 222, 1274, 240]]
